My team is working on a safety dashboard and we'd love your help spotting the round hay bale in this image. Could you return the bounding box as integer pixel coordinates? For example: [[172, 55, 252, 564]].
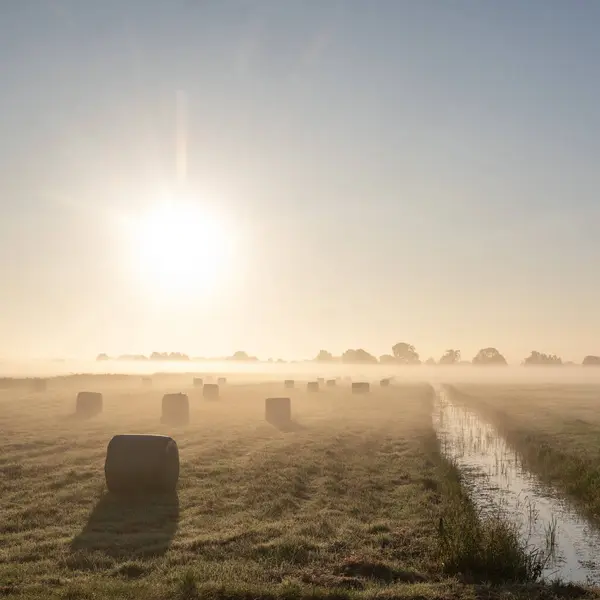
[[265, 397, 291, 424], [380, 378, 390, 387], [31, 378, 47, 392], [317, 377, 325, 384], [217, 377, 227, 385], [351, 382, 370, 394], [326, 379, 336, 387], [284, 379, 295, 389], [76, 391, 103, 418], [203, 383, 219, 400], [161, 393, 189, 425], [193, 377, 203, 387], [104, 434, 179, 494], [307, 381, 319, 393]]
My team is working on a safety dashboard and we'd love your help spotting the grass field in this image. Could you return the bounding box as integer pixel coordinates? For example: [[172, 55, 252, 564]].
[[447, 383, 600, 527], [0, 376, 594, 599]]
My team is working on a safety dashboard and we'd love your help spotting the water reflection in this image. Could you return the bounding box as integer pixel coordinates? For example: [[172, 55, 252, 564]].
[[433, 387, 600, 584]]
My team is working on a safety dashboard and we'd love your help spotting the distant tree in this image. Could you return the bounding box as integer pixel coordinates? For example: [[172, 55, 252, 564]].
[[472, 347, 507, 365], [523, 351, 562, 366], [439, 349, 461, 365], [342, 349, 378, 364], [96, 353, 110, 361], [228, 350, 258, 361], [315, 350, 334, 362], [379, 354, 396, 364], [425, 357, 436, 366], [583, 355, 600, 366], [391, 342, 420, 364], [150, 352, 189, 361]]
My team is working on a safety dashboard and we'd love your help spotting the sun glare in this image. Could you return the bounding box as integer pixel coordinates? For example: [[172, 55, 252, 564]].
[[129, 198, 234, 296]]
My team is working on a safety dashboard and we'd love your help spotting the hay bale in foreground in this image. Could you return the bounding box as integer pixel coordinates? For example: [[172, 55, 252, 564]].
[[352, 382, 370, 394], [380, 378, 390, 387], [307, 381, 319, 392], [31, 378, 47, 392], [104, 434, 179, 494], [284, 379, 295, 389], [265, 397, 291, 424], [203, 383, 219, 399], [326, 379, 336, 387], [193, 377, 203, 387], [76, 392, 103, 418], [161, 393, 189, 425], [217, 377, 227, 385]]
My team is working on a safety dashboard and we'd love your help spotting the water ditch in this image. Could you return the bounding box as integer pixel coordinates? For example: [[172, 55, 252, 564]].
[[432, 386, 600, 584]]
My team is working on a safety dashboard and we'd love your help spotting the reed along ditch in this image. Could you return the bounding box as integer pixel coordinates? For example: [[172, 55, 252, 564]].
[[433, 386, 600, 585]]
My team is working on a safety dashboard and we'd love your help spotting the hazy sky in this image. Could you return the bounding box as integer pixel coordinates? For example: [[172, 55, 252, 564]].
[[1, 1, 600, 362]]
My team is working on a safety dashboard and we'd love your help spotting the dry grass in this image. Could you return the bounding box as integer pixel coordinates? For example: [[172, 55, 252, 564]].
[[0, 377, 593, 599]]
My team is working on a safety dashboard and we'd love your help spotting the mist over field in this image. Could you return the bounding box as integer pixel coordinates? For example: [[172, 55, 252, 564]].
[[4, 358, 600, 384]]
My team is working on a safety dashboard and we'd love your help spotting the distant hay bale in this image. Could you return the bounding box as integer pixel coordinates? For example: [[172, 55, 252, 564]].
[[203, 383, 219, 400], [380, 378, 390, 387], [307, 381, 319, 392], [193, 377, 203, 387], [161, 393, 189, 425], [217, 377, 227, 385], [31, 378, 47, 392], [326, 379, 336, 387], [76, 391, 103, 418], [104, 434, 179, 494], [284, 379, 295, 389], [141, 377, 152, 387], [265, 397, 291, 425], [317, 377, 325, 384], [351, 382, 370, 394]]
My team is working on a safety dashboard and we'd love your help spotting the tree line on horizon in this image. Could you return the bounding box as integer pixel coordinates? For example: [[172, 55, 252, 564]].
[[96, 344, 600, 366]]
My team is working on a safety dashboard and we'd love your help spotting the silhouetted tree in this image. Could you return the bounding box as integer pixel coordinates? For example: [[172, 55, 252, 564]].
[[439, 349, 461, 365], [342, 349, 378, 364], [472, 347, 507, 365], [150, 352, 189, 361], [523, 351, 562, 366], [583, 355, 600, 366], [229, 350, 258, 361], [425, 357, 436, 366], [391, 342, 420, 364], [379, 354, 396, 364], [315, 350, 334, 362], [96, 353, 110, 361]]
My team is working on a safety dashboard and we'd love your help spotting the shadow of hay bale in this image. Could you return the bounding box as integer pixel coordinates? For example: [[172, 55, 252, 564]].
[[70, 492, 179, 559], [266, 418, 306, 433]]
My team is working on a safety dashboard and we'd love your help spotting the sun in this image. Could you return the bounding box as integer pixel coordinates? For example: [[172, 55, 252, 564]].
[[128, 197, 233, 296]]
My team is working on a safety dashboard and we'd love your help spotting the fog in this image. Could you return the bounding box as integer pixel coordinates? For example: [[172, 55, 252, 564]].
[[3, 358, 600, 387]]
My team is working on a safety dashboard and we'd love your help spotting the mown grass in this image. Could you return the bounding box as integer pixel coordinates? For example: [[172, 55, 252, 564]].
[[447, 383, 600, 525], [0, 377, 592, 599]]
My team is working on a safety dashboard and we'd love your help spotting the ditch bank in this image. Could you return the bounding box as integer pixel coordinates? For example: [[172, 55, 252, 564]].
[[433, 386, 600, 585]]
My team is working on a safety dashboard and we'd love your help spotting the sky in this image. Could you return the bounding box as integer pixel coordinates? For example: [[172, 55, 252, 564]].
[[1, 0, 600, 363]]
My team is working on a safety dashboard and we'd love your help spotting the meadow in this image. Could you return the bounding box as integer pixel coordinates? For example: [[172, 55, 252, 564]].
[[0, 374, 595, 599], [447, 383, 600, 526]]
